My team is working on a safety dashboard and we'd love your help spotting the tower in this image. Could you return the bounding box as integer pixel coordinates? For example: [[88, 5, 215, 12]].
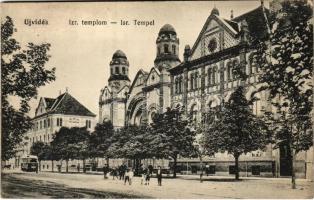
[[154, 24, 181, 113], [154, 24, 180, 69], [99, 50, 130, 126], [108, 50, 130, 94]]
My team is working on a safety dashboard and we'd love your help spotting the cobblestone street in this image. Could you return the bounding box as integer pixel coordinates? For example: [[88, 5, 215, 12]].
[[2, 170, 313, 198]]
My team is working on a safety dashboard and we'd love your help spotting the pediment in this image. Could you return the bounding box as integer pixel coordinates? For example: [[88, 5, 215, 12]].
[[190, 15, 240, 61], [146, 67, 160, 86], [129, 69, 148, 95], [100, 86, 111, 101]]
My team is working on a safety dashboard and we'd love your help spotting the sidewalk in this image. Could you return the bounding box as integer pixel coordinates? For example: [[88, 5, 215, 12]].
[[4, 171, 313, 198]]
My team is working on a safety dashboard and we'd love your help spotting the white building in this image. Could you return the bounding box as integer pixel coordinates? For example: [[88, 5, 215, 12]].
[[12, 91, 96, 169]]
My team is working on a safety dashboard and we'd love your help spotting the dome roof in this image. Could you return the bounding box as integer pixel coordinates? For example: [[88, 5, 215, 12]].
[[158, 24, 176, 35], [112, 50, 127, 59], [211, 7, 220, 16]]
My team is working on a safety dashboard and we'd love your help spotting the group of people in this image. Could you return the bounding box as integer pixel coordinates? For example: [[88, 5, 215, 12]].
[[103, 164, 163, 186]]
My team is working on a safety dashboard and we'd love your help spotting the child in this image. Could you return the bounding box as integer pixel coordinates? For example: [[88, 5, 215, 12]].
[[129, 169, 134, 185], [124, 169, 129, 185], [141, 170, 146, 185]]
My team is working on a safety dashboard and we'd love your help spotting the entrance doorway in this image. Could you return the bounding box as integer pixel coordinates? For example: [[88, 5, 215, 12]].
[[279, 144, 292, 176]]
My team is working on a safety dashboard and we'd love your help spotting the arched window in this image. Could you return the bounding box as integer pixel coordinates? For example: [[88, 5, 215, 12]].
[[172, 45, 176, 54], [249, 54, 254, 75], [253, 99, 261, 115], [190, 104, 198, 122], [178, 76, 182, 93], [190, 73, 194, 90], [212, 66, 217, 84], [175, 77, 179, 94], [194, 72, 198, 89], [164, 44, 169, 53], [122, 67, 126, 74], [208, 68, 212, 86], [227, 62, 233, 81]]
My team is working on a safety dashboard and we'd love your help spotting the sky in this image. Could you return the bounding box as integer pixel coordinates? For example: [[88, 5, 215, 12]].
[[2, 1, 269, 118]]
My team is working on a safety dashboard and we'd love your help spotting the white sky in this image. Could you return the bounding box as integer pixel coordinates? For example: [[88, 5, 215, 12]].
[[2, 1, 269, 118]]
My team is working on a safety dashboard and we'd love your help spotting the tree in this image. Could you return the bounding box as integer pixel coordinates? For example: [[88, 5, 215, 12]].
[[202, 86, 271, 180], [89, 121, 114, 168], [109, 124, 152, 174], [1, 16, 56, 161], [51, 127, 90, 172], [150, 107, 196, 178], [253, 0, 313, 188], [30, 141, 49, 171], [43, 144, 59, 172]]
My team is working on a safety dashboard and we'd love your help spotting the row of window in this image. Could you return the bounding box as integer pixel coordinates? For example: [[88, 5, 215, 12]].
[[181, 165, 263, 176], [189, 100, 261, 122], [86, 120, 92, 128], [30, 134, 51, 144], [157, 44, 176, 55], [33, 118, 51, 131], [173, 58, 259, 94], [56, 118, 63, 127], [111, 67, 127, 75], [33, 117, 64, 131]]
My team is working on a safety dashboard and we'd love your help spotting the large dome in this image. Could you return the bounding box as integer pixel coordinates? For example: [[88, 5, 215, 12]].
[[158, 24, 176, 36], [112, 50, 127, 59]]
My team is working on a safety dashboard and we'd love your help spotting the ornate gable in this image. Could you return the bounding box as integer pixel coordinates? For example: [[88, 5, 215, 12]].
[[190, 14, 240, 61], [146, 67, 160, 87], [128, 69, 148, 95], [100, 86, 111, 102]]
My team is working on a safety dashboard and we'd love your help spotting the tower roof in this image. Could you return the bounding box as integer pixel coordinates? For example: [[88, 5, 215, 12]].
[[112, 50, 127, 59], [158, 24, 176, 36]]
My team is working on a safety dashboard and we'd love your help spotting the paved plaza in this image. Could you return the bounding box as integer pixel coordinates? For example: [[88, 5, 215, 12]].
[[1, 170, 313, 199]]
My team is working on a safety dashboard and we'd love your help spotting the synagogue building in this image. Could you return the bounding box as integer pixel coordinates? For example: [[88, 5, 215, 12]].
[[99, 4, 313, 178]]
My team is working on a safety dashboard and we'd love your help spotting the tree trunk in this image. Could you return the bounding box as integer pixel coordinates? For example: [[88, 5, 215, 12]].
[[173, 155, 177, 178], [66, 159, 69, 173], [106, 157, 109, 168], [199, 155, 203, 183], [39, 161, 41, 171], [83, 159, 86, 173], [234, 154, 240, 180], [51, 160, 54, 172], [291, 150, 296, 189]]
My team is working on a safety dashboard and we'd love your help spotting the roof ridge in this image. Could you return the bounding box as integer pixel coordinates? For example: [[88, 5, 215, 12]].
[[50, 92, 67, 111], [233, 5, 263, 21]]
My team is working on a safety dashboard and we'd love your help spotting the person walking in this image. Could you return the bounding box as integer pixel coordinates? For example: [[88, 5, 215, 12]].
[[103, 164, 109, 179], [157, 166, 162, 186], [145, 167, 151, 185], [141, 168, 146, 185], [124, 169, 130, 185]]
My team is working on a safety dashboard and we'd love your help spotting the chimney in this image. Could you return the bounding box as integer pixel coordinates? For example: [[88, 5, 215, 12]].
[[231, 10, 234, 20], [184, 45, 191, 62]]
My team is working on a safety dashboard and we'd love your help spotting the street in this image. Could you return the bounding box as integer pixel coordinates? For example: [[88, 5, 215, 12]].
[[1, 170, 313, 199]]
